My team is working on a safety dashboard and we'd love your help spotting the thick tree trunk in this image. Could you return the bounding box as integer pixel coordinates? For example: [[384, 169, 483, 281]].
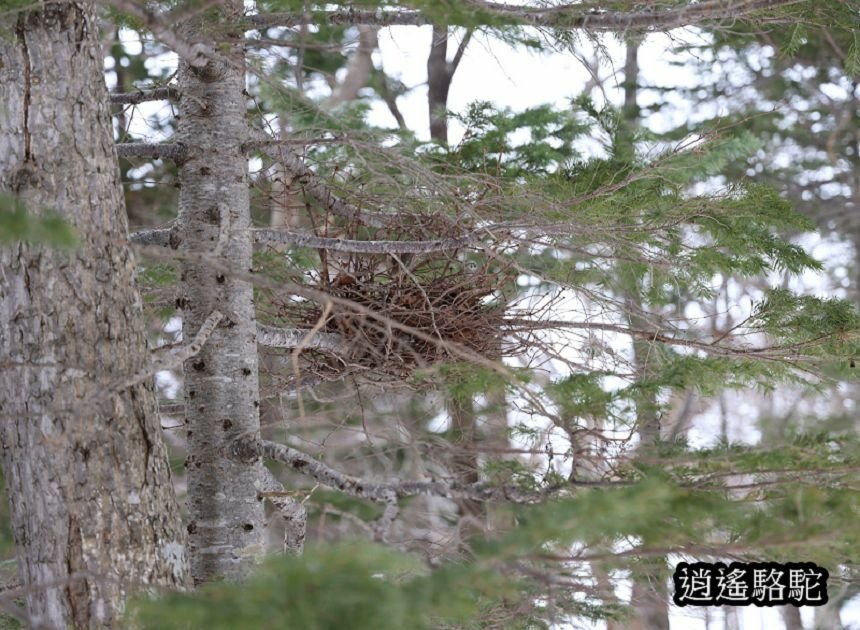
[[176, 4, 267, 584], [0, 2, 189, 627]]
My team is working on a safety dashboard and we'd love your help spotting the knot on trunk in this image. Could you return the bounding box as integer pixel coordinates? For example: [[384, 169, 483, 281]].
[[227, 434, 261, 464]]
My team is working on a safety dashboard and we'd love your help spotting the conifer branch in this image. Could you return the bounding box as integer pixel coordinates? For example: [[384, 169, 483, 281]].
[[260, 440, 562, 505], [246, 0, 801, 32]]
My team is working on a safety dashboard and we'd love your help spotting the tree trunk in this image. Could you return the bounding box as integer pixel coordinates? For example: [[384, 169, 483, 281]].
[[620, 37, 671, 630], [448, 396, 483, 548], [176, 3, 268, 584], [0, 2, 189, 627], [427, 25, 451, 145]]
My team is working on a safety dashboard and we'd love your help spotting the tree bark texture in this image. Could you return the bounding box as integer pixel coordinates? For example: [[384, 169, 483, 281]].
[[0, 3, 189, 627], [176, 4, 268, 584]]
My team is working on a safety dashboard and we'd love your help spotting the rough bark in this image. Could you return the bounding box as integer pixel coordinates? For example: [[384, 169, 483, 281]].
[[0, 3, 189, 627], [175, 2, 268, 584]]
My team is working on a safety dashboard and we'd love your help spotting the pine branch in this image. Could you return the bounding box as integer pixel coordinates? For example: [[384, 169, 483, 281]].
[[245, 0, 802, 31], [110, 87, 179, 105]]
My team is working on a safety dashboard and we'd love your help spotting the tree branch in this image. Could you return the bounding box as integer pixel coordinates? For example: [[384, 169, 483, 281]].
[[129, 228, 174, 247], [253, 228, 486, 254], [132, 227, 486, 253], [246, 0, 802, 31], [257, 468, 306, 554], [100, 0, 211, 68], [107, 310, 223, 397], [449, 28, 473, 75], [257, 325, 345, 353], [110, 87, 179, 105], [242, 145, 390, 227], [116, 143, 188, 162], [260, 439, 561, 505]]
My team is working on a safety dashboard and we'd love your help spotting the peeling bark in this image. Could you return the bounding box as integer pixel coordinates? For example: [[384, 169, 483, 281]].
[[0, 3, 189, 627]]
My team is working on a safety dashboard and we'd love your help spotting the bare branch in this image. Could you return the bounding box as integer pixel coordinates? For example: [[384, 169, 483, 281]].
[[260, 439, 562, 505], [116, 143, 188, 162], [246, 0, 802, 31], [257, 324, 345, 353], [109, 87, 179, 105], [135, 225, 491, 253], [129, 228, 173, 247], [259, 440, 399, 541], [450, 28, 473, 75], [253, 227, 486, 254]]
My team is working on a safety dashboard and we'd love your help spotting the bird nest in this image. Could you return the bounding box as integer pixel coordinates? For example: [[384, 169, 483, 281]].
[[268, 244, 519, 384]]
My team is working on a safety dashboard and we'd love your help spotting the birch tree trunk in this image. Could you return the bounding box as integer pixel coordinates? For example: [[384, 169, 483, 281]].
[[0, 2, 189, 627], [176, 4, 267, 584]]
